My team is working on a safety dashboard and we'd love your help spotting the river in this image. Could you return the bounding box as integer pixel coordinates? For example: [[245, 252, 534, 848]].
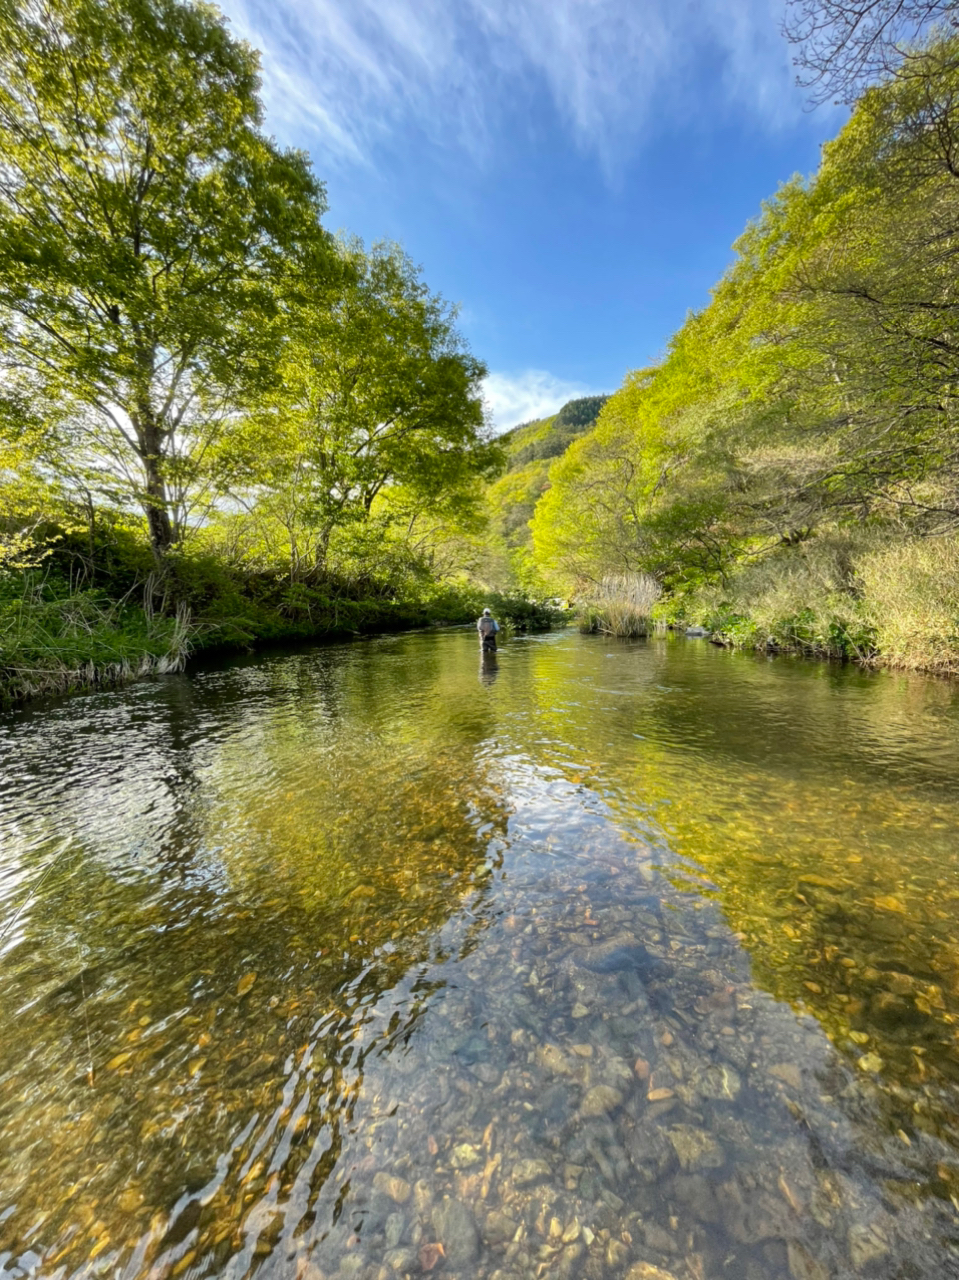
[[2, 628, 959, 1280]]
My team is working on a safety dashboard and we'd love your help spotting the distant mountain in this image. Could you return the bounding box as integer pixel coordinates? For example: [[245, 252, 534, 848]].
[[500, 395, 609, 472]]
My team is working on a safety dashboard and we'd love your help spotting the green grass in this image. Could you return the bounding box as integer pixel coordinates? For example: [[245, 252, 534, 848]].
[[0, 548, 568, 708], [0, 576, 194, 704]]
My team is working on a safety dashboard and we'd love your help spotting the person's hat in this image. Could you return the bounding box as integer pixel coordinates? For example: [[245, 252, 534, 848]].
[[482, 608, 491, 615]]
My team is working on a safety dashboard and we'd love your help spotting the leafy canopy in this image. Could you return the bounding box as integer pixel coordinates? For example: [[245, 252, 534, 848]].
[[0, 0, 330, 555]]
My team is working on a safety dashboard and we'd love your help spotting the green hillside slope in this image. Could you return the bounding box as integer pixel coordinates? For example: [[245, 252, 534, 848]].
[[480, 396, 608, 590]]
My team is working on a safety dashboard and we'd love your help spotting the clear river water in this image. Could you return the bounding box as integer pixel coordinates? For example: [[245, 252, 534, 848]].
[[2, 628, 959, 1280]]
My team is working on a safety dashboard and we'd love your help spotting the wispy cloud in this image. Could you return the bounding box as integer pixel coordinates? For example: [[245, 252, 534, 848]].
[[224, 0, 812, 176], [483, 370, 598, 433]]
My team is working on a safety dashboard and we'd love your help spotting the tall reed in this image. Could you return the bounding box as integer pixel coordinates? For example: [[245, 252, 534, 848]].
[[578, 573, 662, 637]]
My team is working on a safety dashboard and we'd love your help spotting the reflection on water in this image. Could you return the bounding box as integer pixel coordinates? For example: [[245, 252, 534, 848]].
[[2, 630, 959, 1279]]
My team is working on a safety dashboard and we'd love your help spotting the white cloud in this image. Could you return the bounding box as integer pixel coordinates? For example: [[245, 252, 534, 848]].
[[483, 370, 597, 433], [223, 0, 815, 176]]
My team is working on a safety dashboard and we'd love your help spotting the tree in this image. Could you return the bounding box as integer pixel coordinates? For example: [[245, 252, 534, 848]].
[[784, 0, 958, 102], [228, 240, 499, 579], [0, 0, 330, 558]]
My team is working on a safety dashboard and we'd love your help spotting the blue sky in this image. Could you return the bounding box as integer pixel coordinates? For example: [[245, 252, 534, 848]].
[[221, 0, 842, 431]]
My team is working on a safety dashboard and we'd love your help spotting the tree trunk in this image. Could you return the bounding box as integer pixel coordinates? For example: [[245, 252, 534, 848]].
[[144, 461, 175, 557], [135, 403, 175, 558]]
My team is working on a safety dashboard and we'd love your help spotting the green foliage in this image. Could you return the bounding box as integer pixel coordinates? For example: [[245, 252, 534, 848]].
[[0, 572, 193, 705], [0, 0, 330, 556], [524, 31, 959, 672], [504, 396, 608, 471], [223, 238, 497, 580]]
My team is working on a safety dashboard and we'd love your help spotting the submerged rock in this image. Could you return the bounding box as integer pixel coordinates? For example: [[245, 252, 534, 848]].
[[625, 1264, 681, 1280], [432, 1198, 480, 1267], [483, 1210, 518, 1246], [667, 1125, 723, 1171], [512, 1158, 552, 1187], [372, 1173, 411, 1205], [578, 942, 668, 979], [580, 1085, 624, 1117]]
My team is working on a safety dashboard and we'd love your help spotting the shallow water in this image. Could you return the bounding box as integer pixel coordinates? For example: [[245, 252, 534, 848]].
[[2, 629, 959, 1280]]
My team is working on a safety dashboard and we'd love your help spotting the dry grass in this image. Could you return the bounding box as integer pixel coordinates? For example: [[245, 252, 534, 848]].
[[680, 532, 959, 674], [858, 537, 959, 674], [579, 573, 662, 638]]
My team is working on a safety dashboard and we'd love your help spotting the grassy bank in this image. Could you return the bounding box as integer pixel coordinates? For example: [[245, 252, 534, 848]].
[[0, 532, 562, 708], [659, 534, 959, 676], [577, 573, 662, 638]]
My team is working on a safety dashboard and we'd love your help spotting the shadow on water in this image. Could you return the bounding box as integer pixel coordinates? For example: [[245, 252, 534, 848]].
[[1, 629, 959, 1279]]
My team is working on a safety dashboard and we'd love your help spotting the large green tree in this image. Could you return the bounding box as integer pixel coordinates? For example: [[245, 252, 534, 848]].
[[228, 240, 498, 579], [0, 0, 330, 557]]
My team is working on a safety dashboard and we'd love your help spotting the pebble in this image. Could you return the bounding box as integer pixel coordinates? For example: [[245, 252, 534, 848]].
[[605, 1238, 629, 1267], [536, 1044, 572, 1075], [483, 1210, 517, 1245], [667, 1125, 723, 1171], [512, 1159, 552, 1187], [625, 1264, 680, 1280], [451, 1144, 481, 1168], [848, 1222, 890, 1269], [579, 1085, 623, 1117], [372, 1174, 411, 1204]]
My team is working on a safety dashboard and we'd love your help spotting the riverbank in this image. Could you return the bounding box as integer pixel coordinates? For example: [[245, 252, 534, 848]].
[[654, 536, 959, 678], [0, 557, 560, 709]]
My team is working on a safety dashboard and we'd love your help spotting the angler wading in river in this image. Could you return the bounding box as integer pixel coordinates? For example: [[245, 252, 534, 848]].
[[477, 607, 500, 653]]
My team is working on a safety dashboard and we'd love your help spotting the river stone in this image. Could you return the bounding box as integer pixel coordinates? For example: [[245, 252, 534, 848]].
[[605, 1239, 629, 1268], [556, 1242, 585, 1280], [484, 1210, 518, 1246], [786, 1241, 829, 1280], [667, 1125, 723, 1171], [698, 1063, 741, 1100], [433, 1198, 480, 1267], [625, 1265, 681, 1280], [385, 1213, 407, 1250], [537, 1044, 573, 1075], [471, 1061, 501, 1085], [578, 941, 667, 978], [848, 1222, 890, 1269], [384, 1248, 417, 1274], [580, 1085, 624, 1117], [413, 1180, 433, 1215], [643, 1222, 678, 1254], [373, 1173, 411, 1204], [669, 1174, 723, 1224], [451, 1143, 481, 1168], [715, 1176, 793, 1244], [513, 1158, 552, 1187], [870, 990, 922, 1027]]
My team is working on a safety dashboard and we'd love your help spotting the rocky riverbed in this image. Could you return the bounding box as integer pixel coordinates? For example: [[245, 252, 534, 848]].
[[3, 631, 959, 1280]]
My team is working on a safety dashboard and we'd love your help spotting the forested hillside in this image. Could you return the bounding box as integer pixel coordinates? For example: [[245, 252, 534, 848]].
[[474, 397, 608, 591], [522, 31, 959, 674]]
